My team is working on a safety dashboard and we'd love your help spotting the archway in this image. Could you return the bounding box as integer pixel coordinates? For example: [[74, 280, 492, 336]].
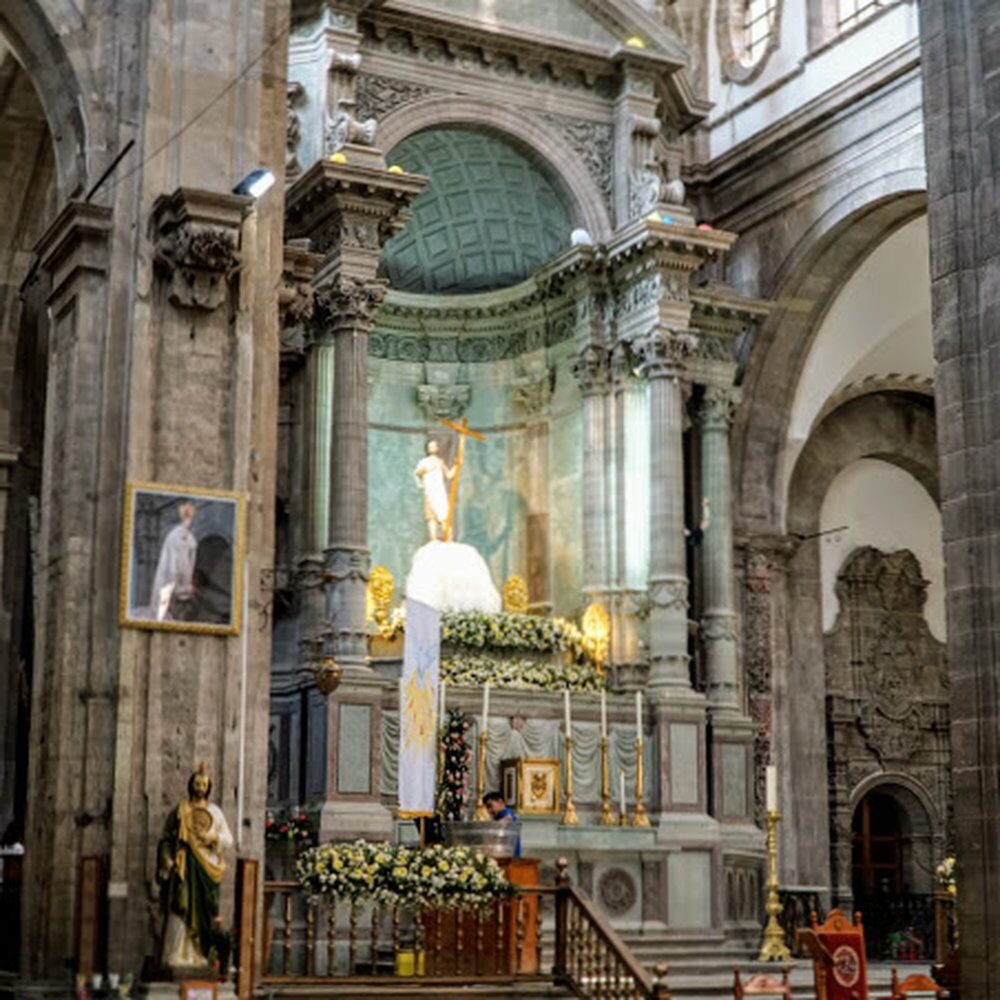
[[850, 782, 938, 960]]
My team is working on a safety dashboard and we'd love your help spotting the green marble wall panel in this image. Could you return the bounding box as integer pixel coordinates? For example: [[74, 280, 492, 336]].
[[549, 407, 583, 617], [667, 850, 713, 928]]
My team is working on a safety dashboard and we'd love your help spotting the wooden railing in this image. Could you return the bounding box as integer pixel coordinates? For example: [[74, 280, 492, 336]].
[[261, 857, 670, 999]]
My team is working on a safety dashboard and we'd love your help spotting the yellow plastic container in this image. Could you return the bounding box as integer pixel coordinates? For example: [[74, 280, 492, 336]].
[[394, 949, 426, 976]]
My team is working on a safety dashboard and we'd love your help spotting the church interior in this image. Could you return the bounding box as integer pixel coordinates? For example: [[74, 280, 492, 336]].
[[0, 0, 997, 997]]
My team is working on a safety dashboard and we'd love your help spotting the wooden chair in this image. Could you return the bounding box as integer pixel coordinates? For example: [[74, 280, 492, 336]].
[[734, 967, 793, 1000], [880, 967, 949, 999], [795, 908, 870, 1000]]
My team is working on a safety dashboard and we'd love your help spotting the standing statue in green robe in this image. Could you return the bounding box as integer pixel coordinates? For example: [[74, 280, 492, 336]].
[[157, 762, 234, 968]]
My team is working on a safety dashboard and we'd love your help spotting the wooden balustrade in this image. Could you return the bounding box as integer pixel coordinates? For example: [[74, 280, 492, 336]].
[[261, 857, 670, 999]]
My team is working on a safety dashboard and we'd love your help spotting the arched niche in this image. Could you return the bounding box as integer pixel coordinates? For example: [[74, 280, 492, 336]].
[[377, 96, 613, 242]]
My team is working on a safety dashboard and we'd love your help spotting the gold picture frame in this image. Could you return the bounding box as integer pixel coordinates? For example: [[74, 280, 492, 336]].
[[119, 480, 246, 635], [500, 757, 560, 815]]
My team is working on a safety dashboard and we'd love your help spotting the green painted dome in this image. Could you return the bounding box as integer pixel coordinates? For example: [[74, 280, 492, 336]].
[[381, 128, 573, 294]]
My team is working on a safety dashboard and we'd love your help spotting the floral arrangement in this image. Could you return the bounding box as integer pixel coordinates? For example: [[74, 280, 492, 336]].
[[379, 607, 606, 691], [936, 856, 957, 895], [265, 805, 318, 844], [437, 708, 473, 819], [442, 653, 603, 692], [296, 840, 514, 909]]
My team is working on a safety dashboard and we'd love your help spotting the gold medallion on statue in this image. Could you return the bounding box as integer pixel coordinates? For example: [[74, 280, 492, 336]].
[[191, 806, 213, 838]]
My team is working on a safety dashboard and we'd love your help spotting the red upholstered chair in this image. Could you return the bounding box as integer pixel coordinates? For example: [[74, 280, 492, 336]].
[[733, 967, 793, 1000], [880, 967, 949, 999], [795, 908, 869, 1000]]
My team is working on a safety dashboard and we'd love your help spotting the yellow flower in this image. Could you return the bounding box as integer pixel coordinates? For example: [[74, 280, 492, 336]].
[[332, 859, 343, 871], [438, 860, 449, 872]]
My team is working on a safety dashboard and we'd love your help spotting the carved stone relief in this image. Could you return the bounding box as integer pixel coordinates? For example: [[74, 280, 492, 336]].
[[598, 868, 637, 917]]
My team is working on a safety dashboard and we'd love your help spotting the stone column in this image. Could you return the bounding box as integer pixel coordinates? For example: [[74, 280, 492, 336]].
[[696, 385, 741, 712], [920, 6, 1000, 994], [638, 332, 694, 692], [572, 343, 611, 599]]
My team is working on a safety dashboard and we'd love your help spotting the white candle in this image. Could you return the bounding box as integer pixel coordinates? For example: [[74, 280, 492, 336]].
[[635, 690, 643, 741], [766, 764, 778, 813], [619, 769, 626, 815], [481, 682, 490, 737], [600, 690, 607, 739], [563, 689, 572, 737]]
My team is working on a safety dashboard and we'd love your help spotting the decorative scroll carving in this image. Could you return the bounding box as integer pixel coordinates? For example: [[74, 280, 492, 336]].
[[571, 344, 610, 396], [648, 577, 688, 611], [538, 113, 613, 204], [355, 73, 436, 123], [324, 102, 378, 155], [511, 365, 553, 416]]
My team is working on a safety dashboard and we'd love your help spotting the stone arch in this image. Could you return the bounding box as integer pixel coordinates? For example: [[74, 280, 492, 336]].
[[734, 178, 927, 534], [0, 1, 88, 198], [773, 391, 938, 894], [377, 95, 613, 241]]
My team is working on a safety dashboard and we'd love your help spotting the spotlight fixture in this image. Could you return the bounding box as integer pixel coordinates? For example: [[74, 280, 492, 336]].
[[232, 168, 275, 199]]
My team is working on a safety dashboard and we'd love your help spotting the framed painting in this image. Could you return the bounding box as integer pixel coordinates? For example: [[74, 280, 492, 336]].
[[119, 481, 245, 635]]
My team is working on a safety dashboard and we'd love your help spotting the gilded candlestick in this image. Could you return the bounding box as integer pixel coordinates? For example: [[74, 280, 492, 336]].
[[473, 731, 489, 821], [599, 736, 616, 825], [757, 809, 791, 961], [561, 736, 580, 825], [631, 738, 651, 827]]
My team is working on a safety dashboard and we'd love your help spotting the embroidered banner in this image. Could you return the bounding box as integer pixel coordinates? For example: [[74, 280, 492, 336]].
[[398, 598, 441, 818]]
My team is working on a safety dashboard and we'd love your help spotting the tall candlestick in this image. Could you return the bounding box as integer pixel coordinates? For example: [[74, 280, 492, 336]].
[[631, 735, 651, 827], [563, 689, 572, 736], [766, 765, 777, 813], [757, 809, 791, 960], [481, 682, 490, 736], [561, 735, 579, 825], [473, 731, 489, 821], [619, 769, 627, 825], [635, 690, 642, 738], [599, 734, 615, 825], [600, 690, 608, 739]]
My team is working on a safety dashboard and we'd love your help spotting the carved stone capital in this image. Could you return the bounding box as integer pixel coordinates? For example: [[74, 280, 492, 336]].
[[647, 576, 689, 612], [416, 382, 471, 422], [572, 344, 610, 396], [697, 384, 741, 430], [314, 277, 388, 333], [279, 240, 324, 329], [151, 188, 247, 311], [635, 330, 696, 380], [610, 341, 636, 388], [511, 369, 552, 416]]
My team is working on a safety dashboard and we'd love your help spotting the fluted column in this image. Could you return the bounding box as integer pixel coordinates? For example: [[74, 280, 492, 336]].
[[697, 385, 741, 712], [573, 344, 611, 598], [320, 279, 386, 667], [638, 331, 695, 692]]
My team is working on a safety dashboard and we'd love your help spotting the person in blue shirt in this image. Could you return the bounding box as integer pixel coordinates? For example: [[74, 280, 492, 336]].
[[483, 791, 521, 858]]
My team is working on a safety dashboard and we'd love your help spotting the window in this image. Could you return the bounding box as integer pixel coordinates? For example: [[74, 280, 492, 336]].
[[718, 0, 782, 83], [838, 0, 890, 31], [741, 0, 778, 66]]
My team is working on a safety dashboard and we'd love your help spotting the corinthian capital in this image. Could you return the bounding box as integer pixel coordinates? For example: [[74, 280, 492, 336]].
[[572, 344, 611, 396], [635, 330, 696, 380], [697, 385, 741, 429], [314, 277, 388, 332]]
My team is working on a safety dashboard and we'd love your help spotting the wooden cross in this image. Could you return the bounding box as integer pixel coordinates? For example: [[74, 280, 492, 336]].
[[439, 416, 486, 542]]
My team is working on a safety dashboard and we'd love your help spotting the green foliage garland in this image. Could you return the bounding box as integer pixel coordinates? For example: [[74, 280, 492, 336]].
[[437, 708, 472, 820]]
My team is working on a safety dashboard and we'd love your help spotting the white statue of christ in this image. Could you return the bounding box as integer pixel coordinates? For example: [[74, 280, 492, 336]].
[[413, 439, 454, 541]]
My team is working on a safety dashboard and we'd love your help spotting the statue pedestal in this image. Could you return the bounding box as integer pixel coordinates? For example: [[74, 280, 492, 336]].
[[405, 541, 501, 612]]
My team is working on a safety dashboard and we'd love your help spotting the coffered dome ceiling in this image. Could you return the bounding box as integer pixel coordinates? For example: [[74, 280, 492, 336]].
[[381, 128, 573, 295]]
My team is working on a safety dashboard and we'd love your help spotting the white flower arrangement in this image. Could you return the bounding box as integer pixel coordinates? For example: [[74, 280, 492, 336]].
[[936, 855, 957, 894], [296, 840, 513, 910], [441, 653, 603, 692]]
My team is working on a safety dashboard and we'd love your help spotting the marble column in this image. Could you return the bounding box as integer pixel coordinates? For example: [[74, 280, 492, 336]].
[[572, 343, 611, 600], [638, 331, 694, 692], [697, 385, 741, 713]]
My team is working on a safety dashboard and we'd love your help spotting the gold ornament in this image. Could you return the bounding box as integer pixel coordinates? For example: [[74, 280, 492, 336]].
[[624, 35, 646, 49], [582, 601, 611, 672], [502, 574, 529, 614], [312, 656, 343, 695], [367, 565, 395, 629]]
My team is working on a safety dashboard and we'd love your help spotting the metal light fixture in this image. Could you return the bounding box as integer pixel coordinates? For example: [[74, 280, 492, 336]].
[[232, 168, 275, 199]]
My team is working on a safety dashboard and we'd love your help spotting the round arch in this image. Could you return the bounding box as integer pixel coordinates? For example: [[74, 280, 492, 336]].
[[377, 95, 613, 241], [850, 771, 941, 831], [0, 1, 87, 198], [734, 175, 927, 534]]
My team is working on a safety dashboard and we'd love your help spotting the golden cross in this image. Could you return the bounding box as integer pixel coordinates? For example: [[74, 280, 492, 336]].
[[439, 417, 486, 541]]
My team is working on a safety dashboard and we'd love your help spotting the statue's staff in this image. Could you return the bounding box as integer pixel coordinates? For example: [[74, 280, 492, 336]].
[[439, 416, 485, 541]]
